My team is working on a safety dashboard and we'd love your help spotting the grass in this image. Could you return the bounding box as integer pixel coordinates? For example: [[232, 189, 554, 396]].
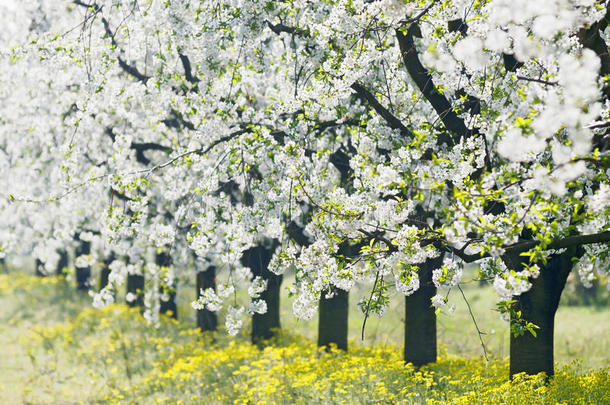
[[173, 265, 610, 368], [0, 270, 608, 404]]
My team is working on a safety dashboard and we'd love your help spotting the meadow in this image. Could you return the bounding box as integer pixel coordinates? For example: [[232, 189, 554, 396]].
[[0, 271, 608, 404]]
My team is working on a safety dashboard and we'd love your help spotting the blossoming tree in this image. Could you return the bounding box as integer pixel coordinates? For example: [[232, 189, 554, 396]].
[[1, 0, 609, 379]]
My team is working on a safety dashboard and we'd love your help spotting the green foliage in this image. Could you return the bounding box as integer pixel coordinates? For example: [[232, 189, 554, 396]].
[[495, 300, 540, 338]]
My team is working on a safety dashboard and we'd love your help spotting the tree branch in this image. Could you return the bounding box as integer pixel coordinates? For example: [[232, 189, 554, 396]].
[[452, 231, 610, 263], [179, 53, 200, 84], [516, 75, 558, 86], [398, 1, 438, 26], [457, 284, 489, 361], [131, 142, 172, 153], [351, 82, 414, 137], [396, 24, 474, 146], [587, 120, 610, 130], [73, 0, 96, 9], [131, 142, 172, 165], [266, 21, 308, 37], [139, 128, 250, 175], [73, 0, 151, 84], [117, 56, 149, 83]]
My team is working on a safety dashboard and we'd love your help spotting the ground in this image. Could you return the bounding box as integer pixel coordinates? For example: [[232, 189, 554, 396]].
[[0, 272, 608, 404]]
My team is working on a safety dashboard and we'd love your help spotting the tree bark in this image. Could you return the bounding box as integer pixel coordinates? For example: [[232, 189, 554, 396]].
[[240, 241, 281, 346], [99, 253, 116, 304], [505, 249, 578, 378], [317, 242, 360, 351], [196, 265, 218, 332], [157, 251, 177, 319], [318, 288, 349, 351], [126, 257, 144, 308], [35, 258, 45, 276], [56, 249, 69, 276], [404, 256, 444, 367], [75, 239, 91, 291], [99, 252, 114, 290]]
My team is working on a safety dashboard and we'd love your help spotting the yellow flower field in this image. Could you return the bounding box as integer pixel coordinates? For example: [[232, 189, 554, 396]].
[[0, 274, 608, 404]]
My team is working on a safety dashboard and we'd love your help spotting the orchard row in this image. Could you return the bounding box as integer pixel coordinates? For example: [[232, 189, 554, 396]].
[[0, 0, 608, 380]]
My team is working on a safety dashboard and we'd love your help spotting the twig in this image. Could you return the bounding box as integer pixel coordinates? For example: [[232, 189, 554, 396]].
[[398, 0, 438, 25], [358, 228, 398, 253], [361, 271, 381, 340], [7, 128, 250, 204], [457, 284, 489, 361], [516, 75, 558, 86], [136, 128, 249, 176]]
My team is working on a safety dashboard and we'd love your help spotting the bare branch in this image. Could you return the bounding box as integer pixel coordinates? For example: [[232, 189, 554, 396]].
[[458, 284, 489, 361], [516, 75, 558, 86]]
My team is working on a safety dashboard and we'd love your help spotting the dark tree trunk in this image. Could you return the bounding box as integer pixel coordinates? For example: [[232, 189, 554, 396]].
[[196, 265, 218, 332], [99, 253, 115, 303], [317, 242, 360, 351], [240, 241, 281, 346], [318, 288, 349, 351], [252, 268, 281, 344], [99, 253, 114, 290], [35, 258, 45, 276], [0, 257, 6, 273], [56, 249, 69, 276], [506, 250, 577, 378], [75, 239, 91, 291], [126, 259, 144, 308], [157, 251, 177, 319], [404, 256, 444, 367]]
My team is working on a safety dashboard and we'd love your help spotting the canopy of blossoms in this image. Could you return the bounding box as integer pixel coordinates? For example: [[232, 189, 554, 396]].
[[1, 0, 608, 333]]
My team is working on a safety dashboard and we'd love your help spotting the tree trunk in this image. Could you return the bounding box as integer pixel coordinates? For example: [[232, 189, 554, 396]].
[[318, 288, 349, 351], [0, 257, 6, 273], [506, 250, 577, 378], [99, 253, 114, 290], [317, 242, 360, 351], [240, 241, 281, 346], [56, 249, 69, 276], [404, 256, 443, 367], [99, 253, 115, 303], [157, 251, 177, 319], [75, 240, 91, 291], [35, 258, 45, 276], [196, 265, 218, 332], [126, 258, 144, 308]]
